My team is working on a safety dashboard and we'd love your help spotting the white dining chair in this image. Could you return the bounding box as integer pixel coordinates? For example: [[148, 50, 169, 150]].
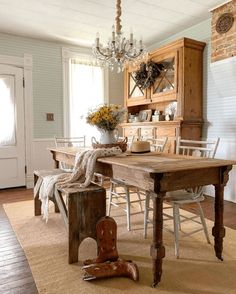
[[54, 136, 85, 171], [107, 136, 168, 231], [54, 135, 108, 186], [141, 136, 168, 152], [144, 136, 220, 258]]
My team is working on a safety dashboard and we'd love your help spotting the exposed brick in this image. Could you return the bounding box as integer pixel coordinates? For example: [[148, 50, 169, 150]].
[[211, 0, 236, 61]]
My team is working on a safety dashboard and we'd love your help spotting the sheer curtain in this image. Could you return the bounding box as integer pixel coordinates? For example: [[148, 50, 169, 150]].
[[69, 57, 106, 146]]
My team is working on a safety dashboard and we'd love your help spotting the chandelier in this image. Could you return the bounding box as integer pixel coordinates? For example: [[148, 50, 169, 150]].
[[92, 0, 146, 72]]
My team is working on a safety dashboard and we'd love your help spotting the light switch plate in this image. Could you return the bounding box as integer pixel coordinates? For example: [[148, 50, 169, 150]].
[[46, 113, 54, 121]]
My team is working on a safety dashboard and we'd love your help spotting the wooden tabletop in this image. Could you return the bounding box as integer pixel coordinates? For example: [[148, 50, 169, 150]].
[[49, 147, 236, 173]]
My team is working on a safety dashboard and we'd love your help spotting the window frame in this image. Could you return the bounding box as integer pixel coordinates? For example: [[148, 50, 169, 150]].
[[62, 47, 109, 136]]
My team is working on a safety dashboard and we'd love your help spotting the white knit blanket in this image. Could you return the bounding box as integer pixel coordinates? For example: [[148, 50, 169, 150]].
[[36, 147, 122, 221]]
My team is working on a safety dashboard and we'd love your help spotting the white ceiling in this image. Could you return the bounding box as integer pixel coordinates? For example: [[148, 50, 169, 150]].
[[0, 0, 225, 47]]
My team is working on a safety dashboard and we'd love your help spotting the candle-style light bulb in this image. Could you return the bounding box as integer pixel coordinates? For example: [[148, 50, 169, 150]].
[[112, 25, 115, 42], [130, 28, 133, 44], [95, 32, 100, 47]]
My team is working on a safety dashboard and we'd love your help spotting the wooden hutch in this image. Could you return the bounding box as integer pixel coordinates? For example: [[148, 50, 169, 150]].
[[120, 37, 206, 153]]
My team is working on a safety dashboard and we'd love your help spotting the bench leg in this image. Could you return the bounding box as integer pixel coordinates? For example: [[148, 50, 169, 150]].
[[34, 174, 42, 216], [54, 201, 60, 213], [68, 195, 80, 264], [67, 187, 106, 264]]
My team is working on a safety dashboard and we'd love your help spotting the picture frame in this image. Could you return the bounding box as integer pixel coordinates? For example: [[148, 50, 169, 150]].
[[139, 109, 152, 122]]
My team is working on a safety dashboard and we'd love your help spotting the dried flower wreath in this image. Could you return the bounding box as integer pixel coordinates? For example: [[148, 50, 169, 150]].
[[134, 61, 164, 90]]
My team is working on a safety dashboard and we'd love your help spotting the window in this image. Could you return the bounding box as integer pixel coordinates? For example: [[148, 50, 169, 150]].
[[63, 49, 108, 146]]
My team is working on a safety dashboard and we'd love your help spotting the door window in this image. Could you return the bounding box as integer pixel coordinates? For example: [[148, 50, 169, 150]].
[[0, 75, 16, 146]]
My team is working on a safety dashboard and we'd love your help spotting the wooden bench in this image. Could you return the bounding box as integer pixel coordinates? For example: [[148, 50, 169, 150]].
[[34, 170, 106, 264], [34, 169, 64, 215]]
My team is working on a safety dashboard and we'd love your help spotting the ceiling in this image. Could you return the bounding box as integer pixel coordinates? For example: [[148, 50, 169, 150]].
[[0, 0, 225, 48]]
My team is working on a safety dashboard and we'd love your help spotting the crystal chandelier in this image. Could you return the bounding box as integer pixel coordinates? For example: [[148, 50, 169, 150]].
[[92, 0, 146, 72]]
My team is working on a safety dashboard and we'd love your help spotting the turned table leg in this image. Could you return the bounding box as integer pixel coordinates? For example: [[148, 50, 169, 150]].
[[150, 192, 166, 287], [212, 183, 225, 261], [212, 166, 232, 261]]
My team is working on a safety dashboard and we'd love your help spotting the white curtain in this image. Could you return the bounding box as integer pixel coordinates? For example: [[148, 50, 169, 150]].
[[69, 57, 105, 146]]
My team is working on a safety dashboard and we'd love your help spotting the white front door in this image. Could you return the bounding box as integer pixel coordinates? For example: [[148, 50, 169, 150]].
[[0, 64, 25, 188]]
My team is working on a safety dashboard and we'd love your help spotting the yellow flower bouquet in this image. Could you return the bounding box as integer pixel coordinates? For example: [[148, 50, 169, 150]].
[[86, 104, 126, 131]]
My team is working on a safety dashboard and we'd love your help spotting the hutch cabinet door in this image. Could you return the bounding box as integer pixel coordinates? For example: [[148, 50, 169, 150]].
[[150, 50, 179, 103], [125, 68, 150, 107]]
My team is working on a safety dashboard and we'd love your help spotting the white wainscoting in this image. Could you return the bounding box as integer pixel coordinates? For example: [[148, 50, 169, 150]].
[[204, 138, 236, 203], [26, 138, 55, 188]]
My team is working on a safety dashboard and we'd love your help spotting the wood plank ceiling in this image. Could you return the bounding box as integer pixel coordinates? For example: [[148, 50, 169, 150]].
[[0, 0, 226, 46]]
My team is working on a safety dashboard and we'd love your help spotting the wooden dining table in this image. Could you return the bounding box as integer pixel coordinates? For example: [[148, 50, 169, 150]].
[[49, 147, 235, 287]]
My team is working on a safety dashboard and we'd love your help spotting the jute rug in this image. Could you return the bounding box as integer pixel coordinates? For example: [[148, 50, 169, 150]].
[[3, 200, 236, 294]]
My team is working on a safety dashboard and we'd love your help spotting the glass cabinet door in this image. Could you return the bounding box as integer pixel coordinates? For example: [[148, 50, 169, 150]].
[[126, 70, 150, 106], [151, 51, 178, 101], [128, 72, 144, 98]]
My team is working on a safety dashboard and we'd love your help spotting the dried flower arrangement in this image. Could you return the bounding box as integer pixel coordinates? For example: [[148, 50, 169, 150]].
[[86, 104, 126, 131], [134, 61, 164, 89]]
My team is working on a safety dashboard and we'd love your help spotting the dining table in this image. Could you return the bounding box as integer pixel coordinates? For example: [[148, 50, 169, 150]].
[[49, 147, 236, 287]]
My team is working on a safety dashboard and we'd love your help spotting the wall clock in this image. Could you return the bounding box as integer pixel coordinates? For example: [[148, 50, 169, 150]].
[[216, 13, 234, 34]]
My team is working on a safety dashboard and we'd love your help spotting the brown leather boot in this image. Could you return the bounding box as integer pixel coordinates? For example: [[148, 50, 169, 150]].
[[83, 216, 119, 265], [82, 259, 139, 281]]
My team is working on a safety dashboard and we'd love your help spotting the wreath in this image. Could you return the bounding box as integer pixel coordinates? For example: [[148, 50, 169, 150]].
[[134, 61, 164, 90]]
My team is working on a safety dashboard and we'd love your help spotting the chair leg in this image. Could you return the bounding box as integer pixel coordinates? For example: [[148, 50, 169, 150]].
[[173, 204, 180, 258], [176, 205, 181, 231], [144, 192, 150, 238], [197, 202, 211, 244], [107, 182, 113, 216], [125, 186, 131, 231], [136, 188, 143, 211]]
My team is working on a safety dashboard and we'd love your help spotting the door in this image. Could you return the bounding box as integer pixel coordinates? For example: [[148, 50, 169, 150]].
[[0, 65, 25, 188], [150, 50, 178, 103], [125, 65, 151, 107]]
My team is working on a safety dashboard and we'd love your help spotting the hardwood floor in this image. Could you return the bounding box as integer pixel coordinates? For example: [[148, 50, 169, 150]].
[[0, 188, 38, 294], [0, 187, 236, 293]]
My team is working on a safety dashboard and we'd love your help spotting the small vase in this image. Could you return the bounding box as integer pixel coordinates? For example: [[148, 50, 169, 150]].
[[99, 130, 117, 144]]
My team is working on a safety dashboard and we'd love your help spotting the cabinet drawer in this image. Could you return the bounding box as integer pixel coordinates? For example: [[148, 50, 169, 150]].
[[123, 127, 140, 138], [141, 127, 155, 138], [156, 127, 176, 137]]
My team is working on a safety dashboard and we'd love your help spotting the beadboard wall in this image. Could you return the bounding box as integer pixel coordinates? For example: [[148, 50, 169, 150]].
[[0, 32, 124, 187], [150, 19, 236, 203], [0, 32, 124, 139]]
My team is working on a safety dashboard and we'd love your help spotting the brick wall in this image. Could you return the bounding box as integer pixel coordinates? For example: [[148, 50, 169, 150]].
[[211, 0, 236, 62]]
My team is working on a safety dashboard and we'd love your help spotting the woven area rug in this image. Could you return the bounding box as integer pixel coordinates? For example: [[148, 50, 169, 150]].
[[3, 200, 236, 294]]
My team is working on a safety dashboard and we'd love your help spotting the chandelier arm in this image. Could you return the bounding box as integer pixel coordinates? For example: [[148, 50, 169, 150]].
[[94, 47, 113, 59], [115, 0, 122, 34], [125, 49, 144, 59]]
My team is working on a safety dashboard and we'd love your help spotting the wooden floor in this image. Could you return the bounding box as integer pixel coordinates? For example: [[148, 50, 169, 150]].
[[0, 188, 38, 294], [0, 187, 236, 294]]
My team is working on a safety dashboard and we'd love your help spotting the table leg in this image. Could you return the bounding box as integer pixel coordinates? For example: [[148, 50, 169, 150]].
[[212, 183, 225, 261], [212, 166, 232, 261], [150, 192, 165, 287]]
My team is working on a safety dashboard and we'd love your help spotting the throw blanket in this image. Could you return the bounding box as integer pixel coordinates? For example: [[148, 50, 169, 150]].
[[36, 147, 122, 221]]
